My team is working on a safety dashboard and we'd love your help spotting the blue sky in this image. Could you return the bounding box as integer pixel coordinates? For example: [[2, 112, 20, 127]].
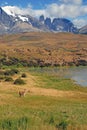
[[1, 0, 58, 8], [0, 0, 87, 8], [1, 0, 87, 28]]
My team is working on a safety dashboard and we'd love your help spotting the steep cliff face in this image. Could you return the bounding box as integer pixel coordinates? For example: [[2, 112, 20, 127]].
[[44, 18, 51, 29], [39, 16, 78, 33], [51, 18, 78, 33]]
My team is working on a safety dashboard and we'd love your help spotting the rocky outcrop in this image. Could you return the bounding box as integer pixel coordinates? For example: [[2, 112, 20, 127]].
[[79, 25, 87, 34], [51, 18, 78, 33], [44, 18, 51, 29], [39, 16, 78, 33], [39, 15, 44, 23]]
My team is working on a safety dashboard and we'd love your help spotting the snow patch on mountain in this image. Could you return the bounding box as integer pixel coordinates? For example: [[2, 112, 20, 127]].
[[2, 6, 29, 22], [18, 15, 28, 22], [2, 6, 16, 17]]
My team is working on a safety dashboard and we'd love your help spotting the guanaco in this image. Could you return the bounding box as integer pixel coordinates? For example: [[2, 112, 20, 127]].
[[19, 89, 29, 97]]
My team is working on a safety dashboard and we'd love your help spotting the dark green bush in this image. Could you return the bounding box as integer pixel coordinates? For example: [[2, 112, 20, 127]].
[[4, 70, 11, 76], [4, 69, 19, 76], [21, 73, 27, 78], [11, 69, 19, 74], [14, 78, 25, 85], [1, 119, 12, 130], [0, 75, 5, 80], [49, 116, 54, 124], [5, 77, 14, 82], [56, 120, 68, 130]]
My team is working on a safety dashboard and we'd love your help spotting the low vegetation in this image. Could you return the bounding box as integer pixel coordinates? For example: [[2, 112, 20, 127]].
[[0, 32, 87, 67], [5, 76, 14, 82], [1, 116, 28, 130], [4, 69, 19, 76], [14, 78, 26, 85], [0, 68, 26, 85], [21, 73, 27, 78]]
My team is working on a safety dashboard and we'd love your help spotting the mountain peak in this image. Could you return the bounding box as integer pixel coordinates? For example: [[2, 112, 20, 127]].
[[0, 8, 79, 34], [0, 7, 15, 34]]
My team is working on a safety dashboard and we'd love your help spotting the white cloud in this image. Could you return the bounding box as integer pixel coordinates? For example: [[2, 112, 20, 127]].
[[46, 4, 81, 18], [34, 10, 46, 17]]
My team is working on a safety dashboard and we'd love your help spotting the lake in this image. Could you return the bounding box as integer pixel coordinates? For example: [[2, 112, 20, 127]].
[[29, 66, 87, 87]]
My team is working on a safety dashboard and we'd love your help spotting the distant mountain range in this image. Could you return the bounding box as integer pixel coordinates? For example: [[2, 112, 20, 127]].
[[0, 7, 86, 34], [79, 25, 87, 34]]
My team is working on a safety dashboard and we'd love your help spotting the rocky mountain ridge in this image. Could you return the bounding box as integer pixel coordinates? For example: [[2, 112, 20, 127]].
[[0, 7, 86, 34]]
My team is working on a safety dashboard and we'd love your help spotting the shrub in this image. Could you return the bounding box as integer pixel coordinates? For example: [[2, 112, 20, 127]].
[[14, 78, 25, 85], [0, 70, 4, 75], [1, 119, 12, 130], [4, 70, 11, 76], [0, 75, 5, 80], [21, 73, 27, 78], [5, 77, 14, 82], [11, 69, 19, 74], [4, 69, 19, 76], [56, 120, 68, 130], [49, 116, 54, 124]]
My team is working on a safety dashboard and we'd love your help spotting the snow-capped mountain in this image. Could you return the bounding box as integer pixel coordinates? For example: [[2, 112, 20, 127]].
[[0, 7, 15, 34], [0, 7, 44, 34], [0, 7, 78, 34]]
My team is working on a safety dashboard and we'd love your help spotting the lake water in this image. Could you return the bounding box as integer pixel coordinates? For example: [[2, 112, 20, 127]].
[[29, 66, 87, 87], [57, 67, 87, 87], [65, 67, 87, 87]]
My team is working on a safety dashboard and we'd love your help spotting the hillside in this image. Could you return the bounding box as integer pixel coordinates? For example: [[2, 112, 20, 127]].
[[0, 32, 87, 66]]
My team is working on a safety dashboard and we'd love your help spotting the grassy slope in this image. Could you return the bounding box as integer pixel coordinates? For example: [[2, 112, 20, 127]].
[[0, 66, 87, 130], [0, 32, 87, 66]]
